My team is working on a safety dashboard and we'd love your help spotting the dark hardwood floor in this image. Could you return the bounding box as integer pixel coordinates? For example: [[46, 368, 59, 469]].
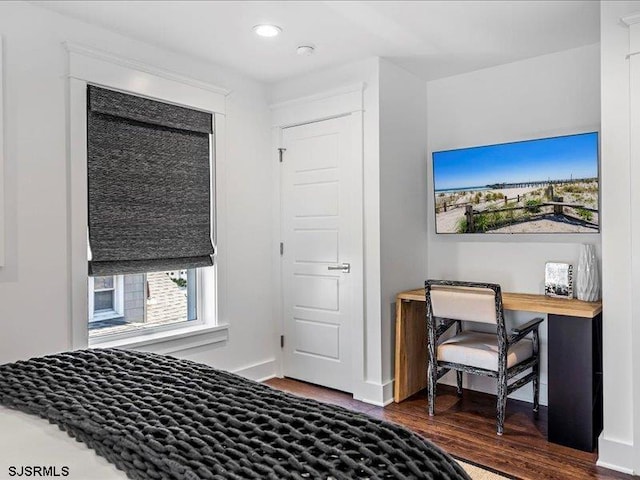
[[265, 377, 636, 480]]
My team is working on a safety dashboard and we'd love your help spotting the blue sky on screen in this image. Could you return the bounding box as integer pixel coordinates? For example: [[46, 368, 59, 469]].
[[433, 132, 598, 191]]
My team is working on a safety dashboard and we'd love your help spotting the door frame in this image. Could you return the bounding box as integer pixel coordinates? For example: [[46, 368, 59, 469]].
[[271, 83, 364, 396]]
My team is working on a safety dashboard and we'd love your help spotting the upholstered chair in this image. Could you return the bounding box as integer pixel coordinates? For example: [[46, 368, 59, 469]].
[[425, 280, 543, 435]]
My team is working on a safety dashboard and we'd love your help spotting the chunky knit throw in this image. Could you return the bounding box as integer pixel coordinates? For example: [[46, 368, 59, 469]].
[[0, 349, 469, 480]]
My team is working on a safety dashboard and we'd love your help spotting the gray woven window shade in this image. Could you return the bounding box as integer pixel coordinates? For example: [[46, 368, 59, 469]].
[[87, 85, 214, 276]]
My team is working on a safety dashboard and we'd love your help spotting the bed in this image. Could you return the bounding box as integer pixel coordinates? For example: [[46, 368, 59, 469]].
[[0, 349, 469, 480], [0, 405, 127, 479]]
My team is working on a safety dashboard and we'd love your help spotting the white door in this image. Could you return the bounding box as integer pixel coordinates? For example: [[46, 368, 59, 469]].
[[281, 115, 360, 393]]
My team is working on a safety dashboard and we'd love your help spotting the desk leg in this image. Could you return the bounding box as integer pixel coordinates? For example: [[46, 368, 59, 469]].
[[394, 299, 428, 402], [548, 313, 603, 452]]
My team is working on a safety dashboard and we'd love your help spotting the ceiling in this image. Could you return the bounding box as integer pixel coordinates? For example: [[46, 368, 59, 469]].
[[32, 0, 600, 84]]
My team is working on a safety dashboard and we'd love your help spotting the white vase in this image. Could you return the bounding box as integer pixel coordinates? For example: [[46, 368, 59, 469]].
[[576, 244, 600, 302]]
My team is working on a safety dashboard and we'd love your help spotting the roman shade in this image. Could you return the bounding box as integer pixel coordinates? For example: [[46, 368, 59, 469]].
[[87, 85, 214, 276]]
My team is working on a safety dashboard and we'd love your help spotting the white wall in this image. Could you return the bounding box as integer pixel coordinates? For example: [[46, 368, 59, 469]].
[[426, 44, 601, 405], [379, 59, 429, 387], [0, 2, 275, 377], [598, 1, 640, 474]]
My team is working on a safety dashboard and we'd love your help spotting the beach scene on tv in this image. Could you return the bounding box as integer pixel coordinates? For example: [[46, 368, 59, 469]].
[[433, 132, 599, 234]]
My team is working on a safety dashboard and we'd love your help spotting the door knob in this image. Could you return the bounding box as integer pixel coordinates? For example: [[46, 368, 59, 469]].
[[328, 263, 350, 273]]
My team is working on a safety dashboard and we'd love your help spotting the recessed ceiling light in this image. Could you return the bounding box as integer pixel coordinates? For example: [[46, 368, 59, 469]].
[[253, 24, 282, 38]]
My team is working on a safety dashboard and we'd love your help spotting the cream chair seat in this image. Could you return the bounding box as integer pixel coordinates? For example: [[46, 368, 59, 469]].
[[438, 331, 533, 371]]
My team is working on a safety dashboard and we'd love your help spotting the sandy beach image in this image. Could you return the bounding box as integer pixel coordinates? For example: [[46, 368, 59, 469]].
[[433, 132, 599, 234], [435, 183, 599, 233]]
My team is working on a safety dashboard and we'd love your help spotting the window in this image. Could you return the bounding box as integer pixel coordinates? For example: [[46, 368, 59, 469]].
[[94, 276, 116, 312], [88, 269, 199, 339], [68, 46, 228, 351], [85, 86, 215, 343], [88, 275, 124, 323]]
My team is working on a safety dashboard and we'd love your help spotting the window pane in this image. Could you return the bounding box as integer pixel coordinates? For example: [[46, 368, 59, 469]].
[[146, 271, 188, 325], [186, 269, 197, 321], [94, 276, 114, 290], [94, 290, 114, 311], [89, 269, 197, 337]]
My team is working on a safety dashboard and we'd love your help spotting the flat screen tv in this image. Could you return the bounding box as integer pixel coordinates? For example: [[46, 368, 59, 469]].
[[432, 132, 599, 234]]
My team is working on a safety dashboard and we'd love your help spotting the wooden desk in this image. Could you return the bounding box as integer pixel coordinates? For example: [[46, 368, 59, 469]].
[[394, 287, 603, 451]]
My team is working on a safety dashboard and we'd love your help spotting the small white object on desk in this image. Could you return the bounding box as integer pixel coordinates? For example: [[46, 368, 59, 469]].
[[576, 244, 601, 301]]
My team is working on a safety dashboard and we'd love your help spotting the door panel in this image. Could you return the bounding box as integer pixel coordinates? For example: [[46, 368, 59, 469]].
[[293, 275, 339, 311], [281, 116, 356, 392], [294, 134, 339, 171], [294, 319, 340, 359], [293, 183, 339, 217], [294, 230, 339, 263]]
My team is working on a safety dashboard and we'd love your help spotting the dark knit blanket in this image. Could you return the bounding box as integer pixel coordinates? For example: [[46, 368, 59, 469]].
[[0, 349, 469, 480]]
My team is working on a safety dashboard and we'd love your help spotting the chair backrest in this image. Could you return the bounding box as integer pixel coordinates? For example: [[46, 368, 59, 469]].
[[425, 280, 503, 325]]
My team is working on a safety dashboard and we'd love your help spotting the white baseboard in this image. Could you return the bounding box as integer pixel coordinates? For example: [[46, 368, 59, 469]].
[[233, 359, 277, 382], [597, 435, 635, 475], [354, 380, 394, 406], [596, 461, 634, 476]]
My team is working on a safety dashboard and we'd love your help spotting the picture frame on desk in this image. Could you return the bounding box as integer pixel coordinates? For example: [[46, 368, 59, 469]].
[[545, 262, 573, 298]]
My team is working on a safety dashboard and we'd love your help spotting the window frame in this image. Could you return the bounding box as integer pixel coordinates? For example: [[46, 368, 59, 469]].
[[67, 43, 229, 352]]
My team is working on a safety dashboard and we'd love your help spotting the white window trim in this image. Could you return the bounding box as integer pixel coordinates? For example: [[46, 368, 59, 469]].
[[92, 324, 230, 356], [67, 43, 230, 351]]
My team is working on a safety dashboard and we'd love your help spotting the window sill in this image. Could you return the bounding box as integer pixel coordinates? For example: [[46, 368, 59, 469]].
[[89, 323, 229, 355], [90, 311, 124, 322]]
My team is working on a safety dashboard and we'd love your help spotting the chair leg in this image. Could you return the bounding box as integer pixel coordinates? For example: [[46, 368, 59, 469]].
[[533, 331, 540, 416], [497, 373, 507, 435], [428, 364, 437, 416], [456, 371, 463, 397], [532, 363, 540, 416]]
